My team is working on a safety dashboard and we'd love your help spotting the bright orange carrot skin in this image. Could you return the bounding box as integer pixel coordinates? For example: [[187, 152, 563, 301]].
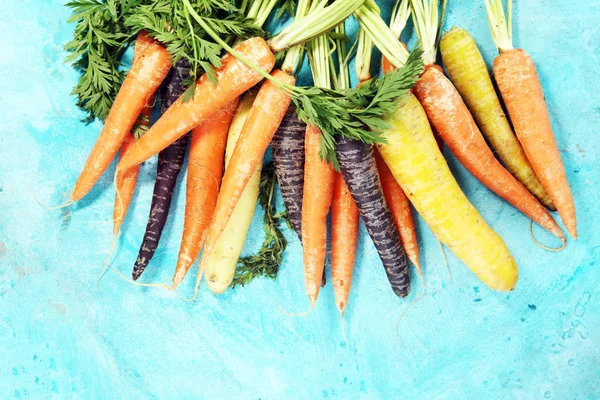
[[198, 70, 295, 272], [117, 38, 276, 172], [374, 150, 421, 274], [494, 49, 577, 239], [331, 173, 359, 314], [112, 32, 155, 234], [72, 41, 172, 202], [171, 100, 239, 289], [413, 66, 565, 240], [302, 124, 336, 306]]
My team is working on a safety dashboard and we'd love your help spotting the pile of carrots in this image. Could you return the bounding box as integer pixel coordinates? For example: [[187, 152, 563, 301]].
[[62, 0, 576, 319]]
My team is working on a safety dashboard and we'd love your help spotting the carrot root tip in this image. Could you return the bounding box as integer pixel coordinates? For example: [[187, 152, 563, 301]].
[[529, 220, 568, 252], [29, 189, 74, 210]]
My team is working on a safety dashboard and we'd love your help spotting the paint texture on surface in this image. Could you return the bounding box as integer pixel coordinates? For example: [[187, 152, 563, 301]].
[[1, 1, 599, 398]]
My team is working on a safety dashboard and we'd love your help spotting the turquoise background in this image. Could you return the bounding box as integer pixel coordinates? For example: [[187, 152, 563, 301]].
[[1, 0, 600, 398]]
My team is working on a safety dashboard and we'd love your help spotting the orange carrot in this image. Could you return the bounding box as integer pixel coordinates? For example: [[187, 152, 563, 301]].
[[301, 124, 336, 306], [331, 173, 359, 314], [112, 32, 156, 234], [116, 38, 276, 173], [494, 50, 576, 239], [484, 0, 576, 239], [413, 65, 565, 240], [171, 100, 239, 289], [374, 150, 421, 275], [71, 40, 172, 202], [196, 69, 295, 280]]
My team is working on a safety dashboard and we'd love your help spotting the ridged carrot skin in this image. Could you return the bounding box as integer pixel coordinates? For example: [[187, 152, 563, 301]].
[[203, 93, 261, 294], [72, 41, 172, 201], [171, 99, 239, 290], [271, 104, 306, 240], [116, 37, 276, 172], [494, 48, 577, 239], [302, 124, 336, 305], [413, 66, 565, 240], [198, 70, 295, 279], [374, 150, 420, 275], [331, 173, 359, 313], [337, 138, 410, 297], [378, 93, 518, 292], [440, 28, 554, 210]]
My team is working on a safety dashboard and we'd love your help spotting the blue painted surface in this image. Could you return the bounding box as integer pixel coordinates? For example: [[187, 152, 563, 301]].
[[1, 0, 600, 398]]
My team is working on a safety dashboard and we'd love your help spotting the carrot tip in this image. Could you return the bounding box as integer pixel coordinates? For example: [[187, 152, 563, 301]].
[[529, 220, 568, 252]]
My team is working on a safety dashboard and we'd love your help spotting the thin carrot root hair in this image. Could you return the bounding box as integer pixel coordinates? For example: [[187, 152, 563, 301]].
[[274, 299, 316, 317], [341, 311, 349, 348], [395, 238, 451, 344], [529, 220, 567, 252], [29, 189, 74, 210], [395, 285, 426, 347]]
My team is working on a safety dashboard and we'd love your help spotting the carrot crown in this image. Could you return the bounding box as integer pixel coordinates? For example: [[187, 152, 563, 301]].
[[484, 0, 514, 51], [184, 0, 423, 166], [281, 0, 312, 75], [410, 0, 448, 66], [354, 0, 411, 69]]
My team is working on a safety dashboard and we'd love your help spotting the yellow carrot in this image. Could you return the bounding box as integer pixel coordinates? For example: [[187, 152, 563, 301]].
[[378, 93, 518, 291], [203, 92, 261, 294]]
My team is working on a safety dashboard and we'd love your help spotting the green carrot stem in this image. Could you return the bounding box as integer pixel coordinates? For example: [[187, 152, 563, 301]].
[[354, 0, 410, 68], [484, 0, 513, 51]]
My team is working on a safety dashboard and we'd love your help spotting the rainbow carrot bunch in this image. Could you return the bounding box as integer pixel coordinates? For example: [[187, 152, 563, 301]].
[[58, 0, 577, 327]]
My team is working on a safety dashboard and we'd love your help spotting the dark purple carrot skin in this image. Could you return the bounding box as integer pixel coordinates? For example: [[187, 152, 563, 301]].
[[336, 137, 410, 297], [272, 104, 306, 240], [132, 60, 190, 281]]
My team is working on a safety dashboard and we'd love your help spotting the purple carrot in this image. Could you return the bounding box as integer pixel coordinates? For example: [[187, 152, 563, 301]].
[[132, 60, 190, 281], [336, 137, 410, 297], [272, 104, 306, 240]]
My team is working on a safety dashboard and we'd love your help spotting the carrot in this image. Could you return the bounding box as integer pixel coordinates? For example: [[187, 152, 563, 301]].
[[302, 124, 336, 305], [171, 100, 239, 289], [413, 66, 564, 240], [440, 27, 555, 210], [271, 104, 307, 240], [112, 32, 155, 235], [197, 70, 295, 279], [379, 92, 518, 291], [331, 173, 359, 314], [72, 40, 171, 202], [116, 37, 276, 173], [374, 150, 421, 275], [410, 0, 564, 241], [485, 0, 576, 239], [112, 128, 144, 235], [357, 3, 517, 290], [203, 92, 261, 294], [132, 61, 191, 281]]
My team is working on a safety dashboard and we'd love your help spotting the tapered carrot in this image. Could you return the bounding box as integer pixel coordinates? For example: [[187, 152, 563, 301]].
[[410, 0, 564, 241], [197, 69, 295, 279], [71, 40, 172, 202], [484, 0, 576, 239], [116, 37, 276, 173], [171, 100, 239, 289], [414, 66, 564, 240], [302, 124, 336, 306], [440, 27, 555, 210], [374, 150, 421, 275], [112, 31, 156, 235], [331, 173, 359, 314]]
